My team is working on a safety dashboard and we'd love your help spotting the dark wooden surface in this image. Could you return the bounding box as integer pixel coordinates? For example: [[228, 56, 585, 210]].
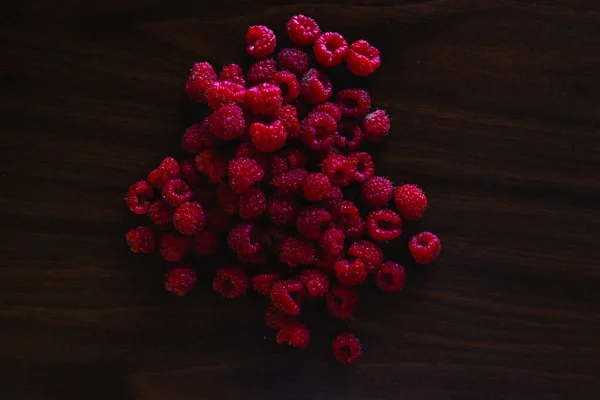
[[2, 1, 600, 399]]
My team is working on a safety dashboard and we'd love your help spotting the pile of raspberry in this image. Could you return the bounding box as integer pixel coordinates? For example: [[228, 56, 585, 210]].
[[124, 14, 441, 365]]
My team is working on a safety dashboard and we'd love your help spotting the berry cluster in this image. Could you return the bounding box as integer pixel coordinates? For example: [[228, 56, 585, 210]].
[[124, 15, 441, 365]]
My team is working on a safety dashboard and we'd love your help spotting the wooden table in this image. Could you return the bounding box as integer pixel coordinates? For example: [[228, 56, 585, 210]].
[[2, 1, 599, 399]]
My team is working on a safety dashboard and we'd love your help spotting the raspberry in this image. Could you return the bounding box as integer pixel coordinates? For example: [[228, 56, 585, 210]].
[[366, 209, 402, 242], [332, 333, 362, 364], [319, 227, 345, 257], [363, 109, 390, 143], [323, 185, 344, 212], [246, 25, 276, 59], [245, 83, 283, 116], [347, 240, 383, 274], [334, 120, 364, 151], [271, 280, 306, 316], [147, 199, 173, 229], [280, 237, 316, 267], [238, 187, 267, 219], [235, 143, 269, 168], [185, 62, 217, 102], [165, 265, 196, 296], [246, 58, 277, 86], [228, 222, 260, 257], [348, 152, 375, 183], [286, 14, 320, 46], [125, 180, 153, 215], [301, 111, 337, 152], [173, 201, 206, 236], [300, 68, 333, 104], [148, 157, 180, 189], [333, 200, 360, 227], [195, 150, 227, 183], [276, 105, 301, 138], [267, 154, 289, 181], [344, 217, 365, 241], [253, 273, 282, 296], [206, 207, 233, 233], [296, 268, 329, 299], [180, 159, 202, 189], [266, 196, 296, 225], [161, 179, 193, 207], [125, 226, 156, 254], [314, 32, 348, 68], [219, 63, 245, 86], [271, 70, 300, 103], [216, 183, 239, 215], [362, 176, 393, 208], [250, 120, 287, 153], [265, 303, 298, 328], [311, 102, 342, 123], [276, 48, 311, 75], [322, 154, 354, 187], [334, 258, 367, 286], [296, 206, 332, 240], [181, 122, 217, 155], [227, 157, 265, 194], [394, 184, 427, 221], [347, 39, 381, 77], [206, 81, 245, 110], [375, 261, 407, 293], [211, 104, 245, 140], [303, 172, 331, 201], [212, 265, 249, 299], [409, 232, 441, 264], [282, 147, 309, 169], [276, 323, 310, 348], [191, 230, 219, 256], [336, 89, 371, 118], [159, 233, 190, 262], [326, 284, 359, 319], [260, 224, 290, 252], [273, 168, 308, 195]]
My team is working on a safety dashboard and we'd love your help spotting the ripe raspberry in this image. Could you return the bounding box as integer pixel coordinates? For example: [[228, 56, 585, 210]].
[[296, 206, 332, 240], [238, 187, 267, 219], [366, 209, 402, 242], [347, 39, 381, 77], [300, 68, 332, 104], [409, 232, 441, 264], [276, 105, 301, 138], [191, 230, 219, 256], [195, 150, 227, 183], [148, 157, 180, 189], [296, 268, 330, 299], [161, 179, 193, 207], [246, 25, 276, 59], [219, 63, 245, 86], [276, 48, 311, 75], [267, 154, 289, 181], [250, 120, 287, 153], [336, 89, 371, 118], [125, 226, 156, 254], [322, 154, 354, 187], [394, 184, 427, 221], [125, 180, 153, 215], [235, 143, 269, 168], [227, 157, 264, 194], [301, 111, 337, 152], [348, 240, 383, 274], [276, 323, 310, 348], [216, 183, 239, 215], [333, 200, 360, 227], [165, 265, 196, 296], [314, 32, 348, 68], [185, 62, 217, 102], [206, 80, 245, 110], [211, 103, 245, 140], [180, 159, 202, 189], [323, 185, 344, 212], [228, 222, 261, 257], [181, 122, 217, 155], [260, 224, 290, 252], [303, 172, 331, 201], [375, 261, 407, 293], [280, 237, 316, 267], [271, 280, 306, 316], [282, 147, 309, 169], [334, 258, 367, 286], [253, 273, 282, 296], [265, 303, 298, 328], [147, 199, 173, 229], [206, 207, 233, 232], [212, 265, 249, 299], [311, 102, 342, 123], [344, 216, 365, 241], [271, 70, 300, 103], [335, 120, 364, 151], [363, 109, 390, 143], [348, 152, 375, 183], [326, 284, 359, 319], [245, 83, 283, 116], [362, 176, 393, 208], [332, 333, 362, 364], [173, 201, 206, 236], [319, 227, 345, 257], [266, 196, 296, 225], [286, 14, 320, 46], [246, 58, 277, 86], [273, 168, 308, 195], [159, 233, 190, 262]]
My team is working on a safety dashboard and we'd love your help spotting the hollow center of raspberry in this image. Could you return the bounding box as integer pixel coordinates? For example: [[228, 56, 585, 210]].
[[378, 220, 399, 231], [333, 170, 347, 182], [382, 272, 394, 285], [417, 237, 430, 247], [223, 277, 236, 293], [325, 39, 341, 53], [339, 125, 357, 141], [340, 98, 358, 109], [338, 345, 352, 361]]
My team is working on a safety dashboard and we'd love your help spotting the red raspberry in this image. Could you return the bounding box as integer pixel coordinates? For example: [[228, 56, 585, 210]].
[[335, 120, 364, 151], [286, 14, 320, 46], [348, 240, 383, 273], [191, 230, 219, 256], [363, 109, 390, 143], [266, 196, 296, 225], [206, 80, 245, 110], [311, 102, 342, 123], [235, 143, 269, 168], [347, 39, 381, 77], [250, 120, 287, 152], [314, 32, 348, 68], [276, 105, 301, 138], [265, 303, 298, 328], [336, 89, 371, 118], [333, 200, 360, 227], [303, 172, 331, 201], [125, 180, 153, 215], [323, 185, 344, 212], [276, 323, 310, 348], [147, 199, 173, 229], [228, 222, 260, 257], [253, 273, 282, 296], [344, 217, 365, 241], [362, 176, 393, 208], [227, 157, 264, 194], [300, 68, 332, 104], [332, 333, 362, 364], [276, 48, 311, 75], [375, 261, 407, 293], [319, 227, 345, 258], [267, 154, 289, 181], [326, 284, 359, 319], [246, 58, 277, 86], [216, 183, 239, 215], [273, 168, 309, 195], [195, 150, 227, 183], [296, 206, 332, 240], [246, 25, 276, 59], [165, 265, 196, 296], [180, 159, 202, 188], [282, 147, 308, 169], [161, 179, 193, 207], [280, 237, 316, 267], [301, 111, 337, 152], [181, 122, 217, 155], [409, 232, 441, 264], [260, 224, 290, 252], [271, 70, 300, 103], [206, 207, 233, 232], [394, 184, 427, 221], [348, 152, 375, 183], [238, 187, 266, 219], [125, 226, 156, 254], [211, 104, 245, 140], [185, 62, 217, 102], [173, 201, 206, 236], [148, 157, 180, 189], [296, 268, 329, 299], [212, 265, 249, 299], [159, 233, 190, 262], [271, 280, 306, 316], [366, 209, 402, 242], [219, 63, 245, 86], [334, 258, 367, 286], [245, 83, 282, 116], [322, 154, 354, 187]]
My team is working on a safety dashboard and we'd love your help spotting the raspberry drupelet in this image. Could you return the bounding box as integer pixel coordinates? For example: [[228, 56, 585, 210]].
[[335, 120, 364, 151], [326, 284, 359, 319], [228, 222, 261, 257], [181, 122, 217, 155], [238, 187, 267, 219], [280, 236, 316, 267], [165, 265, 197, 296], [297, 268, 330, 299], [195, 150, 228, 183], [276, 323, 310, 348], [348, 240, 383, 274], [159, 233, 190, 262], [363, 109, 391, 143], [334, 258, 368, 286], [276, 105, 301, 137], [253, 273, 282, 296], [266, 196, 296, 225], [314, 32, 348, 68], [271, 280, 306, 316], [366, 209, 402, 242], [322, 154, 355, 187], [301, 111, 337, 152], [148, 157, 180, 189], [185, 62, 217, 102], [162, 179, 193, 207], [213, 265, 250, 299], [336, 89, 371, 118], [148, 199, 173, 229], [245, 83, 283, 116], [296, 206, 333, 240], [375, 261, 407, 293], [332, 333, 362, 364], [265, 303, 298, 329], [227, 157, 265, 194], [191, 230, 220, 256], [362, 176, 394, 208], [408, 232, 441, 264], [219, 63, 245, 86], [347, 40, 381, 77], [300, 68, 333, 104], [271, 70, 300, 103], [276, 48, 311, 75], [125, 180, 154, 215], [125, 226, 156, 254], [394, 184, 427, 221], [348, 152, 375, 183], [206, 81, 245, 110], [250, 120, 287, 152], [246, 58, 277, 86], [212, 104, 245, 140], [246, 25, 276, 59], [286, 14, 320, 46], [303, 172, 331, 201], [173, 201, 206, 236]]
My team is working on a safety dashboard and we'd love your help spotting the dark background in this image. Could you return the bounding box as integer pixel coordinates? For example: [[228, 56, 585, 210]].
[[1, 1, 600, 399]]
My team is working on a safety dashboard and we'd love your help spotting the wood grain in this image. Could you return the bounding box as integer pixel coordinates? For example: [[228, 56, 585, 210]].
[[1, 1, 600, 399]]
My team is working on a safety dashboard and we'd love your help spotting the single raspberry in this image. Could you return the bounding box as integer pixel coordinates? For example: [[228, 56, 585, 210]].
[[334, 120, 364, 151], [246, 58, 277, 86], [323, 185, 344, 212], [280, 237, 316, 267], [195, 150, 227, 183], [363, 109, 390, 143], [348, 240, 383, 273], [276, 105, 301, 137], [362, 176, 393, 208], [348, 152, 375, 183], [250, 120, 287, 153], [173, 201, 206, 236], [333, 200, 360, 227], [216, 183, 239, 215], [296, 206, 332, 240], [366, 209, 402, 242], [276, 323, 310, 348], [228, 222, 260, 257], [206, 207, 233, 232], [161, 179, 193, 207], [322, 154, 354, 187], [159, 233, 190, 262], [271, 70, 300, 103], [253, 273, 282, 296], [212, 265, 249, 299], [409, 232, 441, 264], [211, 104, 245, 140], [301, 111, 337, 152], [180, 159, 202, 189], [267, 154, 289, 180], [314, 32, 348, 68], [332, 333, 362, 364], [286, 14, 320, 46], [315, 251, 342, 272], [311, 102, 342, 123], [165, 265, 196, 296], [273, 168, 309, 195], [276, 48, 311, 75], [266, 196, 296, 225], [334, 258, 367, 286], [125, 226, 156, 254], [282, 147, 309, 169], [234, 143, 269, 168], [318, 227, 345, 257], [227, 157, 264, 194], [147, 199, 173, 229], [238, 187, 267, 219], [265, 303, 298, 328], [375, 261, 407, 293], [245, 83, 283, 116], [347, 39, 381, 77], [394, 184, 427, 221], [271, 280, 306, 316], [191, 230, 219, 256], [260, 224, 290, 252], [185, 62, 217, 102], [181, 122, 217, 155], [335, 88, 371, 118], [148, 157, 180, 189], [303, 172, 331, 201], [326, 284, 359, 319], [296, 268, 330, 299], [246, 25, 276, 58], [206, 81, 245, 110], [344, 217, 365, 241], [125, 180, 153, 215], [219, 63, 245, 86], [300, 68, 333, 104]]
